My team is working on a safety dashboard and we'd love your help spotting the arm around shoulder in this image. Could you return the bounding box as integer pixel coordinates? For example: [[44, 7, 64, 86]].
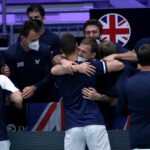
[[106, 60, 125, 73], [51, 64, 66, 75], [0, 75, 23, 108]]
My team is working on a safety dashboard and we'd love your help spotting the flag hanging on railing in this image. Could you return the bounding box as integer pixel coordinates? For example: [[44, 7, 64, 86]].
[[27, 100, 65, 131]]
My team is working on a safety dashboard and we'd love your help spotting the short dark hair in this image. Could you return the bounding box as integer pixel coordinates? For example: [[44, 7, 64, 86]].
[[60, 33, 76, 56], [26, 4, 45, 17], [99, 41, 118, 58], [83, 19, 103, 34], [80, 37, 99, 54], [137, 44, 150, 66], [20, 19, 43, 37]]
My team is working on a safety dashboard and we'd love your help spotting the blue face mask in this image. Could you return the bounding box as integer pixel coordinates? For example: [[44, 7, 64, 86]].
[[28, 40, 40, 51], [77, 56, 89, 62]]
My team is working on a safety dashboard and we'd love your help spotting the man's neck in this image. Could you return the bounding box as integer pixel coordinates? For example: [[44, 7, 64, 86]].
[[66, 51, 78, 62]]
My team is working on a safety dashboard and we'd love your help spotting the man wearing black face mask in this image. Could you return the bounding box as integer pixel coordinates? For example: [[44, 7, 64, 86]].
[[4, 20, 56, 102], [17, 4, 60, 61], [26, 3, 60, 57]]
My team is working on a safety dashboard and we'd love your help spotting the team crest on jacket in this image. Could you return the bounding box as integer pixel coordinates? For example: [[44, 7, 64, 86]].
[[99, 13, 131, 46], [35, 59, 40, 64]]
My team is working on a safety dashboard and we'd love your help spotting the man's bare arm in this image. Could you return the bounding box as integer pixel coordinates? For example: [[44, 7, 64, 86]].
[[51, 62, 96, 76], [104, 51, 137, 62], [53, 54, 78, 74], [82, 87, 116, 103], [9, 90, 23, 109], [106, 60, 125, 73], [52, 54, 65, 65]]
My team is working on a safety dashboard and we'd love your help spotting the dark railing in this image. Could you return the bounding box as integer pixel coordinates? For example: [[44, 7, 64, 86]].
[[8, 130, 130, 150]]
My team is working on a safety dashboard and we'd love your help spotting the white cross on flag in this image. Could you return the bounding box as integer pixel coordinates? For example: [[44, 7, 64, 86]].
[[99, 13, 131, 46]]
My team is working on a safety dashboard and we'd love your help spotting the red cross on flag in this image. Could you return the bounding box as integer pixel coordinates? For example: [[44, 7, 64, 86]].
[[99, 13, 131, 46]]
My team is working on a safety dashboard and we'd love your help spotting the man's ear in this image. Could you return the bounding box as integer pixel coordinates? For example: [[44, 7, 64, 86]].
[[20, 36, 29, 49], [42, 16, 45, 22], [60, 49, 66, 58], [91, 52, 96, 59], [21, 35, 27, 41]]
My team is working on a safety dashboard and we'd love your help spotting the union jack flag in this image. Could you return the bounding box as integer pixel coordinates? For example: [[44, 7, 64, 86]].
[[123, 115, 130, 130], [27, 100, 65, 131], [99, 13, 131, 46]]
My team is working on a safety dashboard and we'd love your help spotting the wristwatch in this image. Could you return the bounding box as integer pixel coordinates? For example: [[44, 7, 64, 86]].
[[99, 94, 104, 101]]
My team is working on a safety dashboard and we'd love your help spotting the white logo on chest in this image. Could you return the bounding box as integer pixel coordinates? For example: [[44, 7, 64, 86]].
[[17, 62, 24, 67], [35, 59, 40, 64]]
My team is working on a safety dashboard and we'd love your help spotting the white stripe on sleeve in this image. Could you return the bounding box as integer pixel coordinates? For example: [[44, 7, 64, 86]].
[[0, 75, 19, 92], [100, 60, 107, 74]]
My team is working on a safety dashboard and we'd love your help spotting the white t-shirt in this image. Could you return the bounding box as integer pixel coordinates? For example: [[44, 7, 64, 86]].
[[0, 75, 18, 92]]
